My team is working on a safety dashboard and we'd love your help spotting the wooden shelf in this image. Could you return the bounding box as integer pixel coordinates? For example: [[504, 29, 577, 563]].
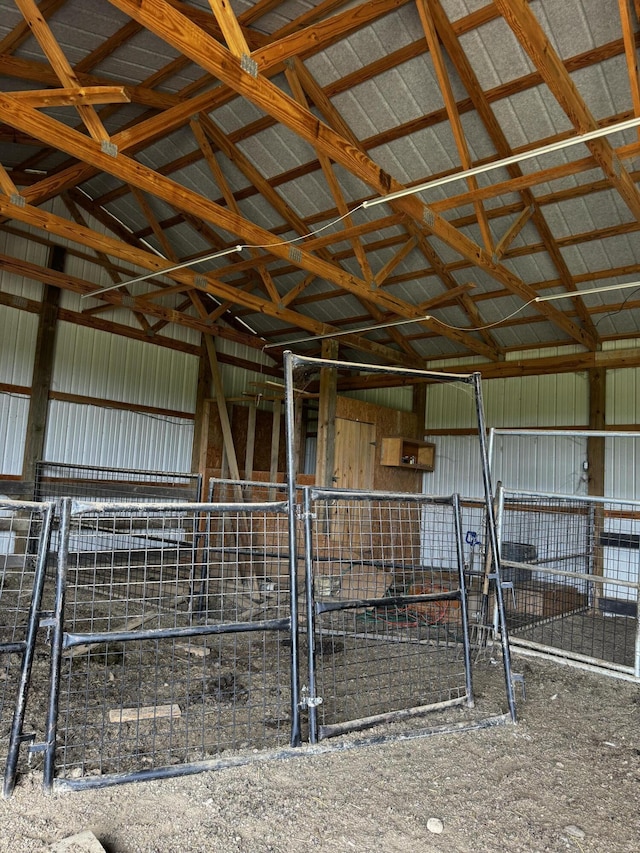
[[380, 437, 435, 471]]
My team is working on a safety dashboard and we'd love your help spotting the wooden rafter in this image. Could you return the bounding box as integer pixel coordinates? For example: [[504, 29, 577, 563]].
[[9, 86, 131, 108], [0, 193, 426, 368], [103, 0, 594, 352], [494, 0, 640, 222], [416, 0, 494, 254], [0, 0, 638, 369], [13, 0, 111, 142], [618, 0, 640, 141], [428, 0, 599, 346]]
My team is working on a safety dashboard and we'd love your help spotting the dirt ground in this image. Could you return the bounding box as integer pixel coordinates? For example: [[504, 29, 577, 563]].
[[0, 653, 638, 853]]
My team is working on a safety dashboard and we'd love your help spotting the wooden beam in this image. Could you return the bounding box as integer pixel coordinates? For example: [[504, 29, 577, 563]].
[[207, 0, 251, 57], [283, 60, 422, 360], [0, 190, 426, 369], [191, 344, 212, 487], [21, 245, 64, 483], [13, 0, 110, 142], [416, 0, 493, 253], [494, 0, 640, 222], [618, 0, 640, 142], [494, 206, 533, 260], [315, 339, 339, 488], [104, 0, 593, 350], [9, 86, 130, 107], [244, 402, 257, 480], [269, 402, 281, 484], [0, 163, 20, 198], [204, 335, 241, 482], [428, 0, 599, 345]]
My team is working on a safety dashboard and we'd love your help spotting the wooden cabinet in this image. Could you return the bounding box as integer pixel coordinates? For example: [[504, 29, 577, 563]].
[[380, 437, 435, 471]]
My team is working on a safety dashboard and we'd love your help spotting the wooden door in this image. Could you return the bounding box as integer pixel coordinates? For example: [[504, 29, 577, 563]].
[[333, 418, 376, 491]]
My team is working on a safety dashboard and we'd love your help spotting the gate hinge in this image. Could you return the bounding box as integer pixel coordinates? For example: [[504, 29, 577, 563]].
[[296, 509, 316, 521], [298, 685, 323, 710]]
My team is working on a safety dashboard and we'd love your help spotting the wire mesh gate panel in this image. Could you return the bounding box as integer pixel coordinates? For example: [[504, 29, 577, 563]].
[[497, 487, 640, 679], [44, 497, 296, 791], [283, 352, 518, 722], [303, 488, 474, 740], [0, 499, 53, 797], [34, 462, 202, 503]]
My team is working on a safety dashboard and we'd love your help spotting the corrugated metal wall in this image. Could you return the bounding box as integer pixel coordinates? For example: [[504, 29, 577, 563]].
[[1, 210, 201, 476], [425, 364, 640, 501], [425, 371, 591, 498], [52, 322, 197, 412], [0, 303, 38, 475], [44, 400, 193, 471]]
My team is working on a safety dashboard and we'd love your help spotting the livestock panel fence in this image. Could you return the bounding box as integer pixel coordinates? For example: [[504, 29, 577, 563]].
[[302, 488, 474, 742], [43, 497, 295, 791], [34, 461, 202, 503], [0, 484, 513, 794], [0, 499, 54, 797], [497, 485, 640, 680]]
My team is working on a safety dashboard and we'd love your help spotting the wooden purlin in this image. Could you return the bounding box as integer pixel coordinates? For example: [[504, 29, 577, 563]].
[[13, 0, 111, 143], [286, 56, 495, 360], [283, 60, 421, 361], [428, 0, 599, 346], [0, 192, 425, 369], [105, 0, 595, 352], [494, 0, 640, 223], [0, 91, 500, 364]]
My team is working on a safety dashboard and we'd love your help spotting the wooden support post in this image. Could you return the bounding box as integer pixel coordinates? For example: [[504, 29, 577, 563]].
[[268, 401, 282, 499], [21, 245, 65, 488], [204, 335, 241, 482], [587, 367, 606, 609], [244, 402, 256, 481], [191, 343, 212, 497], [269, 401, 281, 481], [413, 382, 428, 435], [315, 339, 338, 488]]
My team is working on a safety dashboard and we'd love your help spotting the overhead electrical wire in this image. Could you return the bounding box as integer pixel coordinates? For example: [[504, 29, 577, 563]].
[[79, 115, 640, 341]]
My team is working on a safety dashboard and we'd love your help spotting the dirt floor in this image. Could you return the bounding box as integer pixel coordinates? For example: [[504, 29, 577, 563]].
[[0, 652, 639, 853]]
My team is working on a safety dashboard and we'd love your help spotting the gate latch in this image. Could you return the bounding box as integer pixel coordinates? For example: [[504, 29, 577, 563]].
[[299, 685, 323, 709]]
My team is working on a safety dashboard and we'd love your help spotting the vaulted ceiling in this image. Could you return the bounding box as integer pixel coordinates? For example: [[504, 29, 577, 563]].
[[1, 0, 639, 378]]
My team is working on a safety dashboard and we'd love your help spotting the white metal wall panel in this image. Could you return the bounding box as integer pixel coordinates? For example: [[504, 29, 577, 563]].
[[426, 372, 589, 431], [52, 322, 198, 413], [608, 367, 640, 425], [0, 392, 29, 476], [345, 386, 413, 412], [423, 435, 485, 498], [425, 372, 590, 498], [0, 305, 37, 386], [215, 339, 278, 400], [0, 228, 48, 300], [605, 436, 640, 501], [44, 400, 194, 472], [489, 433, 589, 496], [425, 379, 479, 430]]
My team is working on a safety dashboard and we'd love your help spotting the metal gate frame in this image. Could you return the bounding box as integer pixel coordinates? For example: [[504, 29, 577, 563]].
[[301, 486, 475, 742], [1, 499, 54, 798], [42, 497, 300, 791], [496, 485, 640, 681], [283, 351, 518, 723], [34, 461, 202, 503]]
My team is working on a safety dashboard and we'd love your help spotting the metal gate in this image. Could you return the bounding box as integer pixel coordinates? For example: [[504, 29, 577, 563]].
[[301, 488, 474, 741], [0, 498, 54, 798], [43, 496, 298, 791], [497, 486, 640, 680]]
